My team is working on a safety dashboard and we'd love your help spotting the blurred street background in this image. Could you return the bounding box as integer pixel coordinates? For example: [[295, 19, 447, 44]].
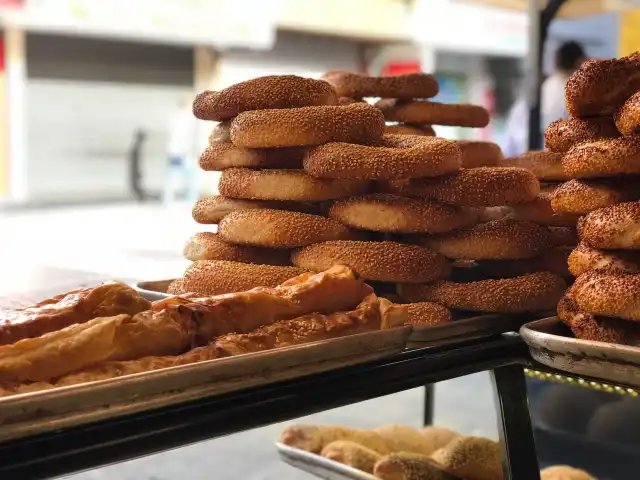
[[0, 0, 638, 478]]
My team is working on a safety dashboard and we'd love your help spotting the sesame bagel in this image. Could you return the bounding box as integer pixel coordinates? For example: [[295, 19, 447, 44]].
[[571, 270, 640, 321], [291, 240, 450, 283], [384, 124, 436, 136], [549, 226, 578, 247], [304, 134, 462, 180], [193, 75, 337, 121], [329, 194, 477, 234], [545, 117, 620, 153], [199, 143, 304, 171], [568, 242, 640, 276], [192, 195, 324, 224], [208, 121, 231, 144], [167, 260, 307, 296], [565, 52, 640, 118], [456, 140, 503, 168], [577, 201, 640, 249], [218, 168, 369, 202], [551, 178, 640, 214], [503, 151, 568, 181], [383, 167, 539, 206], [322, 71, 439, 99], [230, 103, 385, 148], [476, 247, 572, 278], [405, 302, 453, 326], [562, 136, 640, 179], [398, 272, 567, 313], [219, 209, 355, 248], [615, 90, 640, 135], [419, 219, 552, 260], [510, 186, 581, 227], [183, 232, 292, 266], [376, 99, 489, 128]]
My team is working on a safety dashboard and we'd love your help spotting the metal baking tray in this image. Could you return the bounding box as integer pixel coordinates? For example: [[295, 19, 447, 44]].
[[520, 316, 640, 388], [0, 326, 411, 443], [277, 442, 378, 480], [134, 279, 175, 301]]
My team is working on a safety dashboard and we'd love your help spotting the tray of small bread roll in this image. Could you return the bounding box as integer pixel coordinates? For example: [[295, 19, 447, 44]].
[[0, 265, 411, 442], [277, 423, 596, 480]]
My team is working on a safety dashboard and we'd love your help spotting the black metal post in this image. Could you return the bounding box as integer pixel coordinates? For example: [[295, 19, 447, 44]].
[[492, 364, 540, 480], [527, 0, 568, 150], [423, 383, 435, 426]]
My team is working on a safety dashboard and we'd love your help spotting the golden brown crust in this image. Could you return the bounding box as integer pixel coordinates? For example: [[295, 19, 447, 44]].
[[430, 436, 503, 480], [218, 209, 355, 248], [571, 270, 640, 321], [322, 71, 439, 99], [230, 103, 385, 148], [383, 167, 539, 206], [280, 425, 395, 455], [549, 226, 578, 247], [510, 187, 581, 227], [321, 441, 382, 473], [502, 151, 568, 181], [398, 272, 566, 313], [374, 452, 453, 480], [208, 121, 231, 144], [292, 240, 450, 283], [329, 194, 477, 234], [551, 178, 640, 214], [562, 136, 640, 178], [405, 302, 453, 326], [183, 232, 292, 265], [476, 247, 572, 278], [199, 143, 305, 171], [0, 283, 151, 346], [192, 195, 325, 224], [420, 219, 552, 260], [577, 201, 640, 249], [565, 53, 640, 118], [615, 90, 640, 135], [376, 99, 489, 128], [218, 168, 369, 201], [304, 134, 462, 180], [568, 242, 640, 276], [168, 260, 307, 296], [193, 75, 338, 121], [540, 465, 596, 480], [0, 309, 192, 382], [545, 118, 620, 153], [385, 124, 436, 136], [456, 140, 503, 168]]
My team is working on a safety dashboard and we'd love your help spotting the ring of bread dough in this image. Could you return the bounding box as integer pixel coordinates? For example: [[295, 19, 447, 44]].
[[218, 209, 354, 248], [562, 136, 640, 179], [291, 240, 450, 283], [303, 134, 461, 180], [208, 121, 231, 144], [183, 232, 292, 266], [456, 140, 503, 168], [615, 91, 640, 135], [548, 226, 578, 247], [230, 103, 385, 148], [199, 143, 305, 171], [503, 151, 568, 181], [551, 178, 640, 214], [420, 219, 552, 260], [322, 71, 439, 99], [375, 99, 489, 128], [398, 272, 566, 313], [568, 242, 640, 276], [565, 52, 640, 118], [405, 302, 453, 326], [476, 247, 571, 278], [218, 168, 369, 202], [337, 97, 365, 106], [193, 75, 337, 121], [192, 195, 325, 224], [384, 124, 435, 136], [545, 117, 620, 153], [510, 186, 581, 227], [383, 167, 539, 207], [329, 194, 477, 234], [577, 201, 640, 249], [167, 260, 306, 296], [571, 270, 640, 321]]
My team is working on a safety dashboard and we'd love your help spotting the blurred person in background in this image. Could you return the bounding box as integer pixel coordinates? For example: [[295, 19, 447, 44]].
[[502, 40, 587, 157], [162, 97, 198, 207], [129, 129, 147, 202]]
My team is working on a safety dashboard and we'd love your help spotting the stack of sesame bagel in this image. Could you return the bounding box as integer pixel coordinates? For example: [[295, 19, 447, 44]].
[[543, 52, 640, 345]]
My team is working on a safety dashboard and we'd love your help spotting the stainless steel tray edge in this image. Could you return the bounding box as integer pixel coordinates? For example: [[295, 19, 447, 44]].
[[133, 279, 175, 301]]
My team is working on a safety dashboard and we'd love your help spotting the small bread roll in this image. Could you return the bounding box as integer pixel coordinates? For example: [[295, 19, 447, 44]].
[[374, 452, 455, 480], [430, 436, 503, 480], [321, 440, 382, 473], [541, 465, 596, 480], [374, 424, 444, 456], [420, 427, 460, 452]]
